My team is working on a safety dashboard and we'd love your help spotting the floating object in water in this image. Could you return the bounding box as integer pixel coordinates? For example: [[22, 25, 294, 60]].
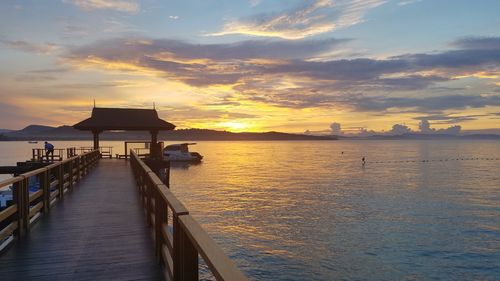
[[163, 143, 203, 162]]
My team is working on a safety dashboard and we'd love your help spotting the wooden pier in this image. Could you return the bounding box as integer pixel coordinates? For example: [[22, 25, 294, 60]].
[[0, 151, 248, 281]]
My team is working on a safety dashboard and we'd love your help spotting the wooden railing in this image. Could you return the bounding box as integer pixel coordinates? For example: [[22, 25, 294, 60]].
[[78, 146, 113, 158], [32, 148, 65, 162], [0, 150, 100, 247], [130, 150, 248, 281]]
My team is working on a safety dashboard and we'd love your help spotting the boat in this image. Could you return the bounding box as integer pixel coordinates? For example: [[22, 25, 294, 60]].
[[28, 141, 38, 144], [163, 143, 203, 162]]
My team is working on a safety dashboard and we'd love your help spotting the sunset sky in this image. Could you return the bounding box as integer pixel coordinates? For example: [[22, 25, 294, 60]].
[[0, 0, 499, 133]]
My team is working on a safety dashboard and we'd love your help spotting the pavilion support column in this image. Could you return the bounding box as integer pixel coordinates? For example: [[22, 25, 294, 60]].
[[150, 130, 159, 159], [92, 130, 101, 150], [148, 130, 163, 181]]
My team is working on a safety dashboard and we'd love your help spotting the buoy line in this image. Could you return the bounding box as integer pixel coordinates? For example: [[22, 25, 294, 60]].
[[367, 157, 500, 164]]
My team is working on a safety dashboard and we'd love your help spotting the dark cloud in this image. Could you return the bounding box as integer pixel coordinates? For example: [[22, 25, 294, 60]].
[[27, 67, 73, 74], [15, 74, 57, 82], [330, 122, 342, 135], [0, 39, 58, 54], [395, 49, 500, 69], [373, 76, 450, 91], [68, 37, 348, 61], [204, 97, 241, 107], [265, 58, 410, 81], [353, 95, 500, 112], [66, 36, 500, 87], [241, 88, 500, 113], [451, 37, 500, 50], [66, 37, 350, 86], [156, 106, 257, 126], [415, 119, 462, 135], [389, 124, 412, 135], [64, 36, 500, 112], [387, 37, 500, 73], [413, 114, 487, 124]]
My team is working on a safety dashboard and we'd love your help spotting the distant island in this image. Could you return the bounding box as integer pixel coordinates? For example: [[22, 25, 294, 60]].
[[0, 125, 337, 141], [336, 133, 500, 140]]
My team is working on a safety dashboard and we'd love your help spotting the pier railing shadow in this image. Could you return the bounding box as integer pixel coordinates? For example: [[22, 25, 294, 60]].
[[130, 150, 248, 281], [0, 150, 100, 247]]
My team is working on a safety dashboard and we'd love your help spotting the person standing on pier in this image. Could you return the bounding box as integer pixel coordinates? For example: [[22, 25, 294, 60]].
[[44, 141, 54, 161]]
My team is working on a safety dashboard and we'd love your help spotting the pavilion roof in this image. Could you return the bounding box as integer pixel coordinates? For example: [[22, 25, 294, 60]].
[[73, 107, 175, 131]]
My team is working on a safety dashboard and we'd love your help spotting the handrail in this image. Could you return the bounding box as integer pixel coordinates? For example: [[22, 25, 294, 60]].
[[130, 150, 248, 281], [0, 150, 100, 248]]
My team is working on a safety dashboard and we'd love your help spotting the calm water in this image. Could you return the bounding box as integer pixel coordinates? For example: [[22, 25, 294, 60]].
[[1, 140, 499, 280]]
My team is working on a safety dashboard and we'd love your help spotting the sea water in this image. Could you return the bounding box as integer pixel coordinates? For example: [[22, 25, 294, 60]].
[[0, 140, 499, 280]]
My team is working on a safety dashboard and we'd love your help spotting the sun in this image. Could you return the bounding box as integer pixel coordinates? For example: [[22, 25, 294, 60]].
[[219, 121, 249, 132]]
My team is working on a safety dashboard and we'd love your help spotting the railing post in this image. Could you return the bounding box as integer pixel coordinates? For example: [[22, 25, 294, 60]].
[[76, 157, 81, 182], [41, 168, 50, 213], [12, 180, 23, 238], [86, 154, 90, 173], [154, 189, 164, 261], [68, 161, 73, 190], [78, 156, 82, 178], [84, 154, 88, 174], [58, 164, 64, 198], [138, 171, 143, 196], [166, 161, 171, 188], [14, 176, 30, 235], [22, 176, 30, 232], [146, 179, 152, 226], [71, 159, 75, 180], [173, 215, 198, 281], [81, 156, 86, 176]]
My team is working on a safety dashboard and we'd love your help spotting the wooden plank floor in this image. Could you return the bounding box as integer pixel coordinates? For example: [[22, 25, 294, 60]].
[[0, 160, 164, 281]]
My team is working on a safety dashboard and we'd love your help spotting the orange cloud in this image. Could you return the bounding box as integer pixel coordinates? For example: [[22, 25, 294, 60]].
[[63, 0, 139, 13]]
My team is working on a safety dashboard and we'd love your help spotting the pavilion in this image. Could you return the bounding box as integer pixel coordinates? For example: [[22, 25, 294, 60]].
[[73, 107, 175, 159]]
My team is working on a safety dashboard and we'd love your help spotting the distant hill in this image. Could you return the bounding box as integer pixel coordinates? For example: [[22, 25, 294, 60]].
[[17, 125, 55, 134], [2, 125, 498, 141], [461, 134, 500, 140], [0, 125, 336, 141]]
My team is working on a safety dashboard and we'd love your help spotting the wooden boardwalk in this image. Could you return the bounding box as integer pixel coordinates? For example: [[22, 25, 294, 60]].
[[0, 160, 164, 281]]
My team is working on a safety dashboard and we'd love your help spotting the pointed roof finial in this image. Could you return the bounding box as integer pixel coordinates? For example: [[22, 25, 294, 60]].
[[153, 102, 156, 110], [93, 99, 96, 108]]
